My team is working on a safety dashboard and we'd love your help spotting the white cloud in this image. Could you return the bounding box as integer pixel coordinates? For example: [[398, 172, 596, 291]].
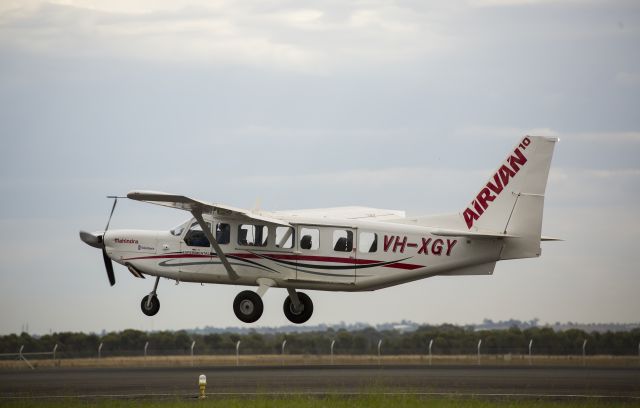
[[468, 0, 564, 7], [0, 3, 324, 71], [271, 9, 325, 29], [0, 0, 453, 73]]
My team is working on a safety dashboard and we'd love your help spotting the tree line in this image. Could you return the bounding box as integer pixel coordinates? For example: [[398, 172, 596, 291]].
[[1, 325, 639, 358]]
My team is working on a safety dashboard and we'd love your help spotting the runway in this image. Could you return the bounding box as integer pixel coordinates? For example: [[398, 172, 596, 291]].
[[1, 365, 639, 400]]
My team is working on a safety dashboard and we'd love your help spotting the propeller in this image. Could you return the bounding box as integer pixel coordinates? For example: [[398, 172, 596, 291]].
[[102, 245, 116, 286], [80, 197, 119, 286]]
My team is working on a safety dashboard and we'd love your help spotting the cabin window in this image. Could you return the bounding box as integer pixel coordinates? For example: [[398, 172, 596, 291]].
[[215, 223, 230, 245], [358, 232, 378, 253], [299, 227, 319, 250], [332, 230, 353, 252], [184, 222, 211, 247], [238, 224, 268, 247], [170, 219, 189, 236], [275, 226, 295, 249]]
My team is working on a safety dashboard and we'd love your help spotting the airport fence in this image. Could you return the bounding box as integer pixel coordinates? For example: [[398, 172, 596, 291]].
[[2, 326, 640, 360], [3, 344, 640, 361]]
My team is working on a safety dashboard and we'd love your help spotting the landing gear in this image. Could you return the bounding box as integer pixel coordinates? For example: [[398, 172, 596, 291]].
[[233, 290, 264, 323], [140, 276, 161, 316], [141, 295, 160, 316], [230, 286, 313, 324], [283, 290, 313, 324]]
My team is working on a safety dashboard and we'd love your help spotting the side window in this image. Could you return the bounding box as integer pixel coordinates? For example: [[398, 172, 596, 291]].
[[184, 222, 211, 247], [170, 219, 189, 236], [358, 232, 378, 253], [275, 226, 295, 249], [238, 224, 268, 247], [215, 223, 230, 245], [332, 230, 353, 252], [299, 227, 319, 250]]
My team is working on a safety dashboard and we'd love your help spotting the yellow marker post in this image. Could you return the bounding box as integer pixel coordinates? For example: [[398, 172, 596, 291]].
[[198, 374, 207, 399]]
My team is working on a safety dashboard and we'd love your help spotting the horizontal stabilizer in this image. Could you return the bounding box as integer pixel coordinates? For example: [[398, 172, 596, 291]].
[[429, 228, 562, 242], [430, 228, 519, 239]]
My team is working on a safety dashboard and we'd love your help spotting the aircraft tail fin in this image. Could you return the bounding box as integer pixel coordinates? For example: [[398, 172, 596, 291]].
[[462, 136, 558, 259]]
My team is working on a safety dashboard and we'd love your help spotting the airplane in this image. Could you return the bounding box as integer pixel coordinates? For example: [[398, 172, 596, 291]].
[[80, 135, 559, 324]]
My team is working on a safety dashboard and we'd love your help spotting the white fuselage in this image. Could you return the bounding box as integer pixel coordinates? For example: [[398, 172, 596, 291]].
[[103, 214, 503, 292]]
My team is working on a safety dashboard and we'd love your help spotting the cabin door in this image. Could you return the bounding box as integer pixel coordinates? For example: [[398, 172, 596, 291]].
[[295, 225, 356, 284]]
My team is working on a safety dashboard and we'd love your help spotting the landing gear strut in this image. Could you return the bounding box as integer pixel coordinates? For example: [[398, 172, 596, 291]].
[[233, 290, 264, 323], [283, 289, 313, 324], [141, 276, 161, 316]]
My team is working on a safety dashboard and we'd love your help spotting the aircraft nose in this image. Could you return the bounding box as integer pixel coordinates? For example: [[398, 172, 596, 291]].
[[79, 231, 103, 248]]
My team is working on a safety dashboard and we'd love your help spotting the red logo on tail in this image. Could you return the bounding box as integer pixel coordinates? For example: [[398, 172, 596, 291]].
[[463, 137, 530, 229]]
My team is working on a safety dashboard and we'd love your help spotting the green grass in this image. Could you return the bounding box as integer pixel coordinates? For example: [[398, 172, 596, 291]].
[[1, 395, 639, 408]]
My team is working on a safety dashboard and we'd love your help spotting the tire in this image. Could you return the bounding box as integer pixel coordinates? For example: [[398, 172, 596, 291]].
[[140, 295, 160, 316], [233, 291, 264, 323], [283, 292, 313, 324]]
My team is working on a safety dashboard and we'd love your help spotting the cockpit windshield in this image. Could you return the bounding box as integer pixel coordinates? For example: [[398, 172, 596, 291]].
[[170, 219, 191, 236]]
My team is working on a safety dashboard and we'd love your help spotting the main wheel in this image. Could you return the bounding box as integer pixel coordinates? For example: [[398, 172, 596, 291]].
[[233, 291, 264, 323], [283, 292, 313, 324], [140, 295, 160, 316]]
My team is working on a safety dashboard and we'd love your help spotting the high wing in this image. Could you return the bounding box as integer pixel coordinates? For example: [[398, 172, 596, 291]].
[[127, 190, 291, 282], [127, 190, 291, 227], [541, 236, 563, 241]]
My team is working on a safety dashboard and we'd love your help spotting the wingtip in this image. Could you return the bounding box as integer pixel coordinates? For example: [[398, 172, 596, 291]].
[[541, 236, 563, 242]]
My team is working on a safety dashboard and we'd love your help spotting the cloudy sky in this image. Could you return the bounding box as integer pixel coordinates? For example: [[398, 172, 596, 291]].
[[0, 0, 638, 334]]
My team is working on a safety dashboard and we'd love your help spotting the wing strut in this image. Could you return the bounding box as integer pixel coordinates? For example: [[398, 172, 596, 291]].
[[191, 210, 239, 281]]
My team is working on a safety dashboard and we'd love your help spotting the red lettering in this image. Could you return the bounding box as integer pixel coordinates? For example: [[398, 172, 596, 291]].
[[476, 187, 496, 210], [472, 199, 484, 215], [463, 208, 479, 229], [519, 137, 531, 150], [486, 174, 504, 195], [393, 236, 407, 253], [507, 148, 528, 172], [464, 140, 529, 230], [418, 237, 431, 255], [432, 239, 443, 255], [115, 238, 138, 244], [446, 239, 457, 256], [498, 164, 516, 186], [383, 235, 394, 252]]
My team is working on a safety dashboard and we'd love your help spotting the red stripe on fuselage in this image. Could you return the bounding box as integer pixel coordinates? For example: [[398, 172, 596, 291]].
[[233, 253, 386, 265], [123, 253, 211, 261], [122, 252, 423, 271]]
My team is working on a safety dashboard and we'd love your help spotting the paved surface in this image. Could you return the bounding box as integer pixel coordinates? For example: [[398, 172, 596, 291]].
[[1, 365, 639, 399]]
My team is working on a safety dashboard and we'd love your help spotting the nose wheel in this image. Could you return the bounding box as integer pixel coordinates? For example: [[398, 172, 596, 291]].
[[233, 290, 264, 323], [140, 276, 161, 316], [141, 294, 160, 316]]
